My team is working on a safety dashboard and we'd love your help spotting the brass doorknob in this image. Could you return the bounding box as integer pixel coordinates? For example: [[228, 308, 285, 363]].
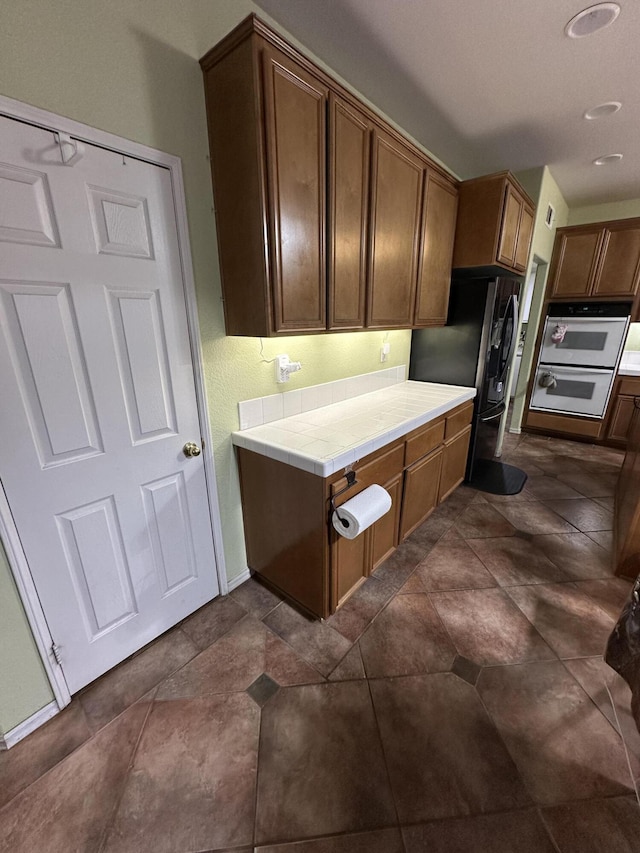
[[183, 442, 201, 458]]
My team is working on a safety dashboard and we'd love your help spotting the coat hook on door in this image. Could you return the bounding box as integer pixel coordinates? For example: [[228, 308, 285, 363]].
[[55, 131, 85, 166]]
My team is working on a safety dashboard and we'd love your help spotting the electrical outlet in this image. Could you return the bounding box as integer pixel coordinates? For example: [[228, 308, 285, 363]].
[[380, 342, 391, 363], [275, 354, 302, 383]]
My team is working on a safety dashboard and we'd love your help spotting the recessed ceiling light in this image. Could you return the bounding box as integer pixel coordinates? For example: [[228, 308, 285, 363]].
[[584, 101, 622, 120], [565, 3, 620, 38], [593, 153, 623, 165]]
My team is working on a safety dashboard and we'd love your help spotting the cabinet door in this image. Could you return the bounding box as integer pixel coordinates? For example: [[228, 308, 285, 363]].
[[328, 94, 370, 330], [370, 474, 402, 572], [439, 425, 472, 503], [262, 45, 328, 332], [514, 204, 534, 272], [367, 127, 424, 328], [332, 524, 369, 609], [548, 229, 604, 298], [414, 173, 458, 326], [497, 184, 522, 268], [607, 395, 637, 444], [592, 225, 640, 297], [399, 448, 443, 540]]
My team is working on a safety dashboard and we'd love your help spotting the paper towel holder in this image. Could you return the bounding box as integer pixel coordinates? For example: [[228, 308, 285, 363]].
[[329, 470, 357, 528]]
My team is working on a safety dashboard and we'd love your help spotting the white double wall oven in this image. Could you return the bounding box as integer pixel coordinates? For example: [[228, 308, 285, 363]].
[[531, 303, 631, 419]]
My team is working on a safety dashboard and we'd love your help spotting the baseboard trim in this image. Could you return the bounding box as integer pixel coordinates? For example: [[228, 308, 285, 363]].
[[227, 568, 251, 592], [508, 427, 522, 434], [1, 700, 59, 750]]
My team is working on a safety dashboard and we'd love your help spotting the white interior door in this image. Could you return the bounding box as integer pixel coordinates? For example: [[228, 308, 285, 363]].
[[0, 116, 219, 693]]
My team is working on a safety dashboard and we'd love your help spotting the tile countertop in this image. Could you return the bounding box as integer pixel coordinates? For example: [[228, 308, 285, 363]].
[[232, 381, 476, 477]]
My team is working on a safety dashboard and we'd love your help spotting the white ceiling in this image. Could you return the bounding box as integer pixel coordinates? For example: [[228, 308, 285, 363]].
[[255, 0, 639, 207]]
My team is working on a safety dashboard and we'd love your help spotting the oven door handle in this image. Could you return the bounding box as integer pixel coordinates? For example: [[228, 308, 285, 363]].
[[538, 364, 615, 374], [546, 316, 630, 324]]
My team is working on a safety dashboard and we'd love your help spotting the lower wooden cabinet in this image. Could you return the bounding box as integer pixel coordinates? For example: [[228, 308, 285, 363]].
[[439, 425, 472, 502], [333, 524, 369, 608], [370, 474, 403, 571], [400, 448, 443, 540], [605, 376, 640, 447], [236, 399, 473, 618]]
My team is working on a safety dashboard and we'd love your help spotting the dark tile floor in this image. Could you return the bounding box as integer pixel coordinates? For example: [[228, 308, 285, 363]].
[[2, 432, 640, 852]]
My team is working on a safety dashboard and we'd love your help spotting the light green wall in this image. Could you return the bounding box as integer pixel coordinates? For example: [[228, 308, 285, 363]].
[[625, 324, 640, 352], [568, 198, 640, 226], [2, 0, 476, 726], [0, 541, 54, 734], [509, 167, 569, 430]]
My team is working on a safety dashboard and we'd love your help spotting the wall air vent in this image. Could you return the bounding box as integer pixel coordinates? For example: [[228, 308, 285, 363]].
[[545, 204, 555, 229]]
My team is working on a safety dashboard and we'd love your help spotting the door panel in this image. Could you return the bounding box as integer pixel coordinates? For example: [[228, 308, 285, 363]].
[[107, 288, 178, 442], [400, 448, 443, 540], [593, 227, 640, 297], [0, 163, 61, 247], [370, 475, 402, 571], [367, 127, 423, 328], [514, 204, 534, 271], [262, 46, 328, 332], [497, 185, 521, 267], [328, 94, 370, 330], [415, 173, 458, 326], [549, 230, 603, 298], [0, 116, 218, 693], [0, 280, 103, 465]]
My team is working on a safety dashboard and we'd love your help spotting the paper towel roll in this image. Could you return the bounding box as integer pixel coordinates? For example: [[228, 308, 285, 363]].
[[332, 484, 392, 540]]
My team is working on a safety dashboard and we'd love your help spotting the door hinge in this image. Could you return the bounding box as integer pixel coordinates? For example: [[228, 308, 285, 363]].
[[51, 642, 62, 666]]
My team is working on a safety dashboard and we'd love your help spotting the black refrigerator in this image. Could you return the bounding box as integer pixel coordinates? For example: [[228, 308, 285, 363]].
[[409, 276, 520, 484]]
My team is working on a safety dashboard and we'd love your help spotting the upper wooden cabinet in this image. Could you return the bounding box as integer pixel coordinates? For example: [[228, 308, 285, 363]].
[[548, 219, 640, 300], [328, 94, 370, 330], [201, 15, 459, 336], [367, 127, 424, 329], [262, 45, 328, 333], [415, 173, 459, 326], [452, 171, 535, 275]]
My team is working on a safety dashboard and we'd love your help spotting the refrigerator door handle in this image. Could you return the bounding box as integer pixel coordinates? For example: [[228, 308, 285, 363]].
[[498, 294, 519, 379], [479, 408, 505, 423]]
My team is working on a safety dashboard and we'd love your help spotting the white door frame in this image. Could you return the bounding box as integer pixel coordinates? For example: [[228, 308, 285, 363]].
[[0, 94, 228, 712]]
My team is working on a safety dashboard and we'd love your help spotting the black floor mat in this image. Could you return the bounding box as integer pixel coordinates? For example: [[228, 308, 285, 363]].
[[468, 459, 528, 496]]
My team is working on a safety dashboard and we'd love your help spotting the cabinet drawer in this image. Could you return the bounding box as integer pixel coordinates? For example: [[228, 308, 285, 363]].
[[618, 377, 640, 396], [404, 418, 445, 466], [445, 402, 474, 440], [331, 441, 404, 503]]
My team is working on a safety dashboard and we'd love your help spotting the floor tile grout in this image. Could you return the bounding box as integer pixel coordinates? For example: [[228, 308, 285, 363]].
[[97, 692, 156, 853]]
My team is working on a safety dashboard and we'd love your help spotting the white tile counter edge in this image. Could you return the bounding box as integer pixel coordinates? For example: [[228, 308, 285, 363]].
[[232, 381, 476, 477], [619, 353, 640, 377]]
